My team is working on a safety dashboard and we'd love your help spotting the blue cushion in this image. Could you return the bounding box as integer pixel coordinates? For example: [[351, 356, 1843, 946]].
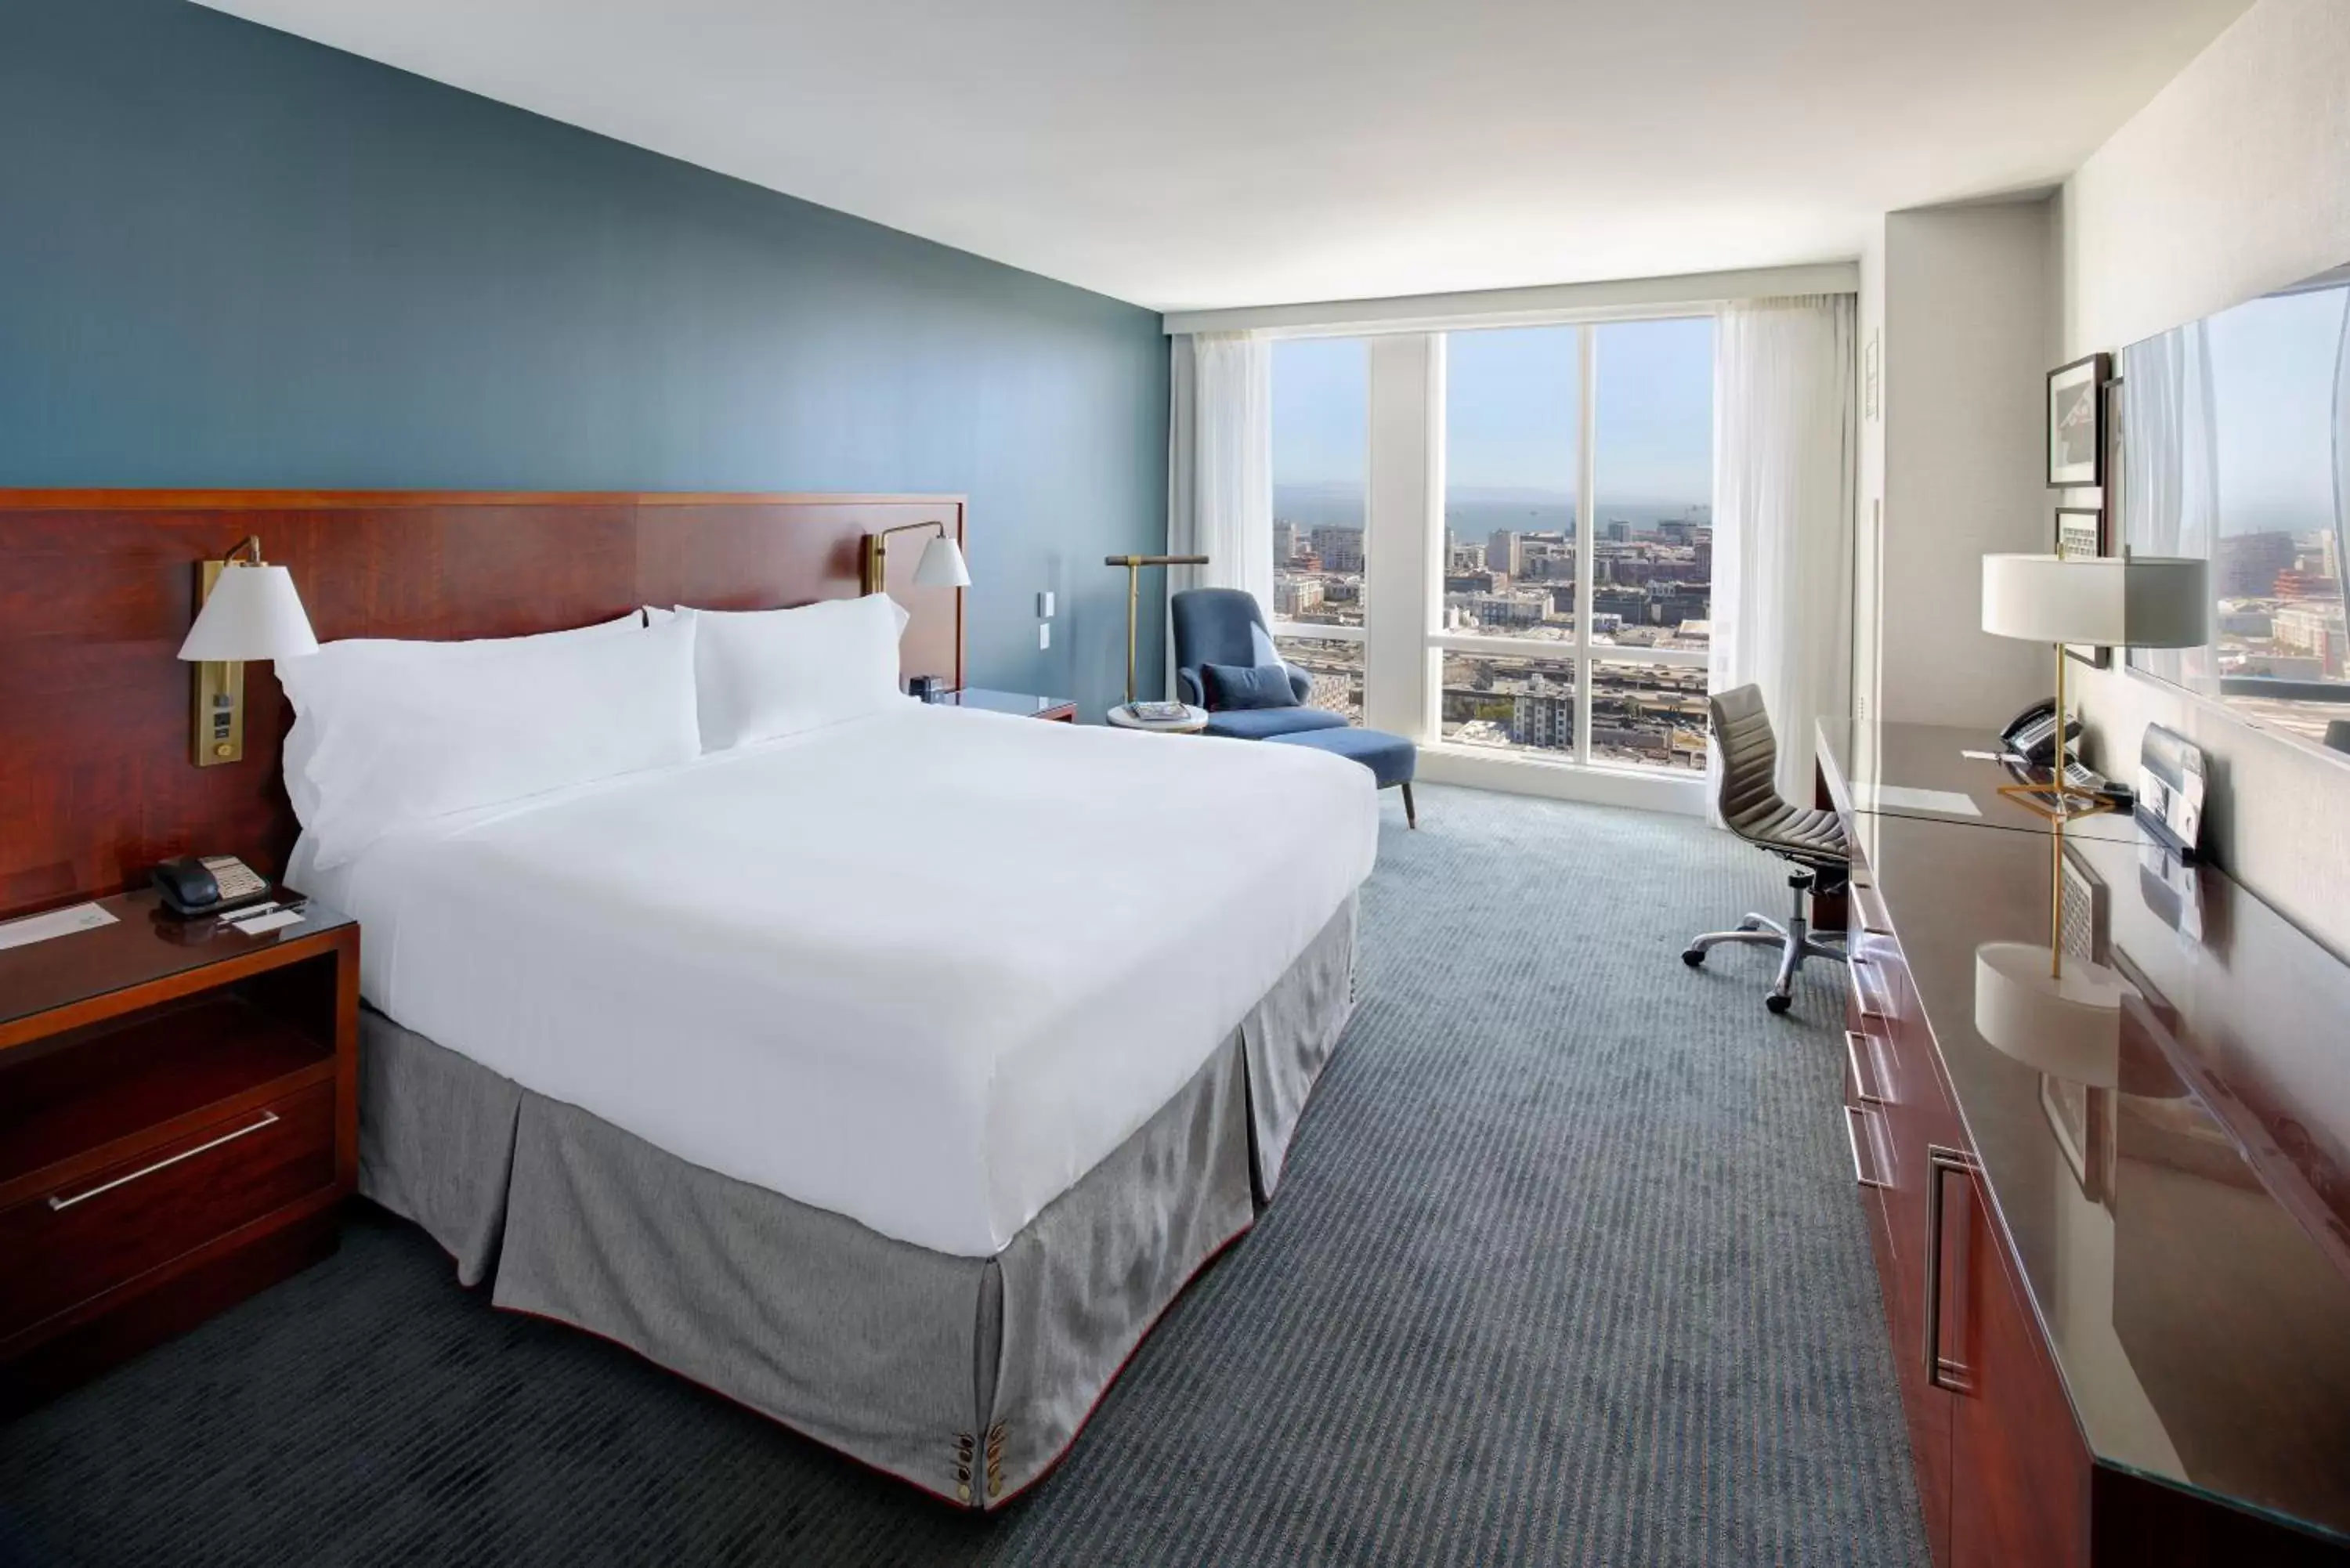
[[1203, 661, 1300, 710], [1201, 706, 1350, 740], [1265, 725, 1416, 788]]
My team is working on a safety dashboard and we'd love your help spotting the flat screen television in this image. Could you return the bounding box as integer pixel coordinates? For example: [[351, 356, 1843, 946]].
[[2115, 262, 2350, 758]]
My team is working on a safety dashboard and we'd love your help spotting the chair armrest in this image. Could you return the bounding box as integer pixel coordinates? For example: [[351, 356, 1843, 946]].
[[1177, 667, 1206, 707], [1285, 663, 1312, 704]]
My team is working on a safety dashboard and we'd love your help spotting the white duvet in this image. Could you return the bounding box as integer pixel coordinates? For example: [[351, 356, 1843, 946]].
[[295, 703, 1379, 1256]]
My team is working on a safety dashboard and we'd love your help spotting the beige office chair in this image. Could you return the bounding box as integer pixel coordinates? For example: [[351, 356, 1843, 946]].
[[1683, 685, 1848, 1013]]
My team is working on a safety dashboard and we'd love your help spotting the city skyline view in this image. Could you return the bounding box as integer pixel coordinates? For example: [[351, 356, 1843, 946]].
[[1271, 321, 1715, 771]]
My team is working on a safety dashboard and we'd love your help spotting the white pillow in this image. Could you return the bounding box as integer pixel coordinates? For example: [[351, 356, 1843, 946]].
[[685, 594, 911, 750], [280, 611, 700, 869], [281, 611, 647, 829]]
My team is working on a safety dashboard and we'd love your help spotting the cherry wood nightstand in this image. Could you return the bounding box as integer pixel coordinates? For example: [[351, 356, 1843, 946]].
[[931, 687, 1079, 722], [0, 890, 359, 1411]]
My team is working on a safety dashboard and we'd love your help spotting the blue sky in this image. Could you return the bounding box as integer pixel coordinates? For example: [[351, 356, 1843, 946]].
[[1271, 316, 1716, 506], [2205, 282, 2345, 532]]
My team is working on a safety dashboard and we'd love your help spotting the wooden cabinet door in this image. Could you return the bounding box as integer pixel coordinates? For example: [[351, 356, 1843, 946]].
[[1948, 1172, 2090, 1568]]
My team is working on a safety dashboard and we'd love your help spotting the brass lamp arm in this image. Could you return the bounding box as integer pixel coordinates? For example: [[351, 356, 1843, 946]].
[[860, 521, 949, 594]]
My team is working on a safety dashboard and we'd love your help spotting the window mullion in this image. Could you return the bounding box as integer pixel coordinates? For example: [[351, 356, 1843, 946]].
[[1574, 327, 1598, 766]]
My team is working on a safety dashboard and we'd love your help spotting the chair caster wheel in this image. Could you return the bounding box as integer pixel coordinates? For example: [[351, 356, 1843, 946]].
[[1765, 992, 1792, 1015], [1682, 948, 1705, 967]]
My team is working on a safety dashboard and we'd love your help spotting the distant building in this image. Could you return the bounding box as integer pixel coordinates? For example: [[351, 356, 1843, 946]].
[[1274, 520, 1301, 562], [1274, 578, 1325, 619], [1652, 591, 1709, 628], [1459, 590, 1550, 627], [1487, 529, 1524, 576], [1311, 526, 1364, 574], [2274, 569, 2341, 602], [2218, 531, 2296, 598], [1594, 587, 1648, 621], [2273, 603, 2346, 677], [1605, 520, 1632, 543], [1512, 675, 1575, 750]]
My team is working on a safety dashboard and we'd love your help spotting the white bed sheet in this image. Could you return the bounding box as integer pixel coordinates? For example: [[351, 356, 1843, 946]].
[[295, 703, 1378, 1257]]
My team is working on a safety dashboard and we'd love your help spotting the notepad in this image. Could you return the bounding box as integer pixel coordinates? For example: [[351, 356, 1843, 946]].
[[1873, 785, 1982, 818], [226, 908, 306, 936], [0, 901, 118, 950]]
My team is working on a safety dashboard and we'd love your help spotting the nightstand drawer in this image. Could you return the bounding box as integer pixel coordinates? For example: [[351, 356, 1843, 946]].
[[0, 1081, 335, 1340]]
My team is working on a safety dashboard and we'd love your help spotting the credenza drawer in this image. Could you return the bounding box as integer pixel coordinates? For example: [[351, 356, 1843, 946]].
[[0, 1081, 335, 1341]]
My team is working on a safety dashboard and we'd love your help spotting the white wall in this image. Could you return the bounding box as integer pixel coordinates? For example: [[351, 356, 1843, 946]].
[[2057, 0, 2350, 957], [1875, 198, 2059, 728]]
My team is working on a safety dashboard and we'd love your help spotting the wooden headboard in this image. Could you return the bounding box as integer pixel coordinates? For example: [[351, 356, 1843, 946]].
[[0, 490, 966, 916]]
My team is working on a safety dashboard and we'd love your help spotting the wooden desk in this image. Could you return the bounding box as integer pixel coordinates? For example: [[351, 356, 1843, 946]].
[[1818, 717, 2142, 843], [1817, 719, 2350, 1566]]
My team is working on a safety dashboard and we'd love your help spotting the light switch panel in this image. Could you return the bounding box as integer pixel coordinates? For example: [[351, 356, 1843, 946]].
[[1039, 623, 1051, 651], [1038, 591, 1055, 619]]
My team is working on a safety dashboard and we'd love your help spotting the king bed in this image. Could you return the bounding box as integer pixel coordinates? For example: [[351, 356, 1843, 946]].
[[316, 703, 1372, 1505], [0, 488, 1376, 1510]]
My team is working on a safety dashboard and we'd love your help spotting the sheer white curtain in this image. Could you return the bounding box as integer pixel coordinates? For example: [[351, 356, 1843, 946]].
[[1708, 294, 1856, 811], [1166, 331, 1274, 668], [2119, 324, 2219, 688]]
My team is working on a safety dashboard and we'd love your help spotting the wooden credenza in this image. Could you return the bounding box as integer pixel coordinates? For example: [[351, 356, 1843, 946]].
[[1819, 720, 2350, 1566]]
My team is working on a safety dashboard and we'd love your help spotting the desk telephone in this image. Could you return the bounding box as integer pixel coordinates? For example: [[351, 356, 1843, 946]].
[[152, 854, 270, 917], [1999, 700, 2128, 805]]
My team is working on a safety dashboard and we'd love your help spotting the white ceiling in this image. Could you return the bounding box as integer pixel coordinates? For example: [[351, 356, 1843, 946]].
[[193, 0, 2251, 313]]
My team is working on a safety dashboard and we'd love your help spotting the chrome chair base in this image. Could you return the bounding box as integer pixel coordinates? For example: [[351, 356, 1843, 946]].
[[1683, 869, 1847, 1013]]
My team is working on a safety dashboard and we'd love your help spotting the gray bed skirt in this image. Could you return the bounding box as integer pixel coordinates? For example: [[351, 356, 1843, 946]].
[[356, 894, 1357, 1508]]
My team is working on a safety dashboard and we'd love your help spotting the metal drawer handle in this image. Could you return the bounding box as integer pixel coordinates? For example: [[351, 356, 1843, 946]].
[[1844, 1030, 1884, 1104], [46, 1111, 281, 1212], [1924, 1145, 1976, 1393], [1844, 1104, 1891, 1189]]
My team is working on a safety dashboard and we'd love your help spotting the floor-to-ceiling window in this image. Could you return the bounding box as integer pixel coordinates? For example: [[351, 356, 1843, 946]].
[[1434, 316, 1714, 770], [1262, 310, 1714, 802], [1270, 336, 1370, 724]]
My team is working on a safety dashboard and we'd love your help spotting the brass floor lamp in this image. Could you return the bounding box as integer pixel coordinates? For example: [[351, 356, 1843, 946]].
[[1104, 554, 1208, 708]]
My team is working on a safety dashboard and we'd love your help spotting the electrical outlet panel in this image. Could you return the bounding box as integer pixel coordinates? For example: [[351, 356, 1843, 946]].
[[1039, 623, 1051, 651]]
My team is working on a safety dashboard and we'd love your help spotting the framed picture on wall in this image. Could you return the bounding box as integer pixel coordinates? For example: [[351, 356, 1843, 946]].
[[2055, 506, 2112, 667], [2046, 352, 2110, 487]]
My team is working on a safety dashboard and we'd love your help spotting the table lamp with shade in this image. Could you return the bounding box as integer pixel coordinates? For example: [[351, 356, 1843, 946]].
[[1973, 550, 2207, 1068], [176, 536, 319, 766]]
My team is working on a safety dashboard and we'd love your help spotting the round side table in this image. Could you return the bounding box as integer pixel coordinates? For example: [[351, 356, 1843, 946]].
[[1106, 703, 1209, 735]]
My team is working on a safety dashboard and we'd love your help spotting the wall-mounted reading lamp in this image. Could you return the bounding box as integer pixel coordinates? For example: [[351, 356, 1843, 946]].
[[860, 522, 970, 598], [175, 536, 318, 766]]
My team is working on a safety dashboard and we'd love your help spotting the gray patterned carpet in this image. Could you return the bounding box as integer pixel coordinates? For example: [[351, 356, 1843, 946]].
[[0, 785, 1925, 1567]]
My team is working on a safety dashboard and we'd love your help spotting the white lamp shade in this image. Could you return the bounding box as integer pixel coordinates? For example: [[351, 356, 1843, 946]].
[[1980, 554, 2208, 649], [176, 562, 319, 662], [1973, 941, 2131, 1086], [913, 534, 971, 589]]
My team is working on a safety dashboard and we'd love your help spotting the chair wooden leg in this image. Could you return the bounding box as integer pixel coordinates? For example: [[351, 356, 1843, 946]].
[[1401, 781, 1417, 829]]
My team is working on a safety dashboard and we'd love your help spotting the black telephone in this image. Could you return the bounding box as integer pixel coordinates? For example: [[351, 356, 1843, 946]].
[[151, 854, 270, 917], [2000, 699, 2081, 767], [1998, 700, 2131, 807]]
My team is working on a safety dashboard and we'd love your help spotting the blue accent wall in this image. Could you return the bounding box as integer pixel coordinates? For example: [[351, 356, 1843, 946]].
[[0, 0, 1168, 716]]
